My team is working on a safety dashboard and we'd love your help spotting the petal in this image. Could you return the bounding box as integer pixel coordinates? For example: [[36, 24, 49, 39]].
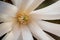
[[0, 22, 12, 37], [24, 0, 45, 13], [38, 21, 60, 37], [2, 24, 21, 40], [20, 25, 33, 40], [0, 1, 18, 22], [11, 0, 31, 11], [32, 0, 60, 20], [28, 21, 53, 40], [45, 33, 55, 40], [11, 0, 44, 13]]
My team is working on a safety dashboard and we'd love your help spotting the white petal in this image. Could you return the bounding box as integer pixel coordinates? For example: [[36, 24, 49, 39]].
[[45, 33, 55, 40], [32, 0, 60, 20], [20, 25, 33, 40], [38, 21, 60, 37], [25, 0, 45, 13], [2, 24, 21, 40], [0, 22, 12, 37], [11, 0, 44, 13], [11, 0, 30, 11], [28, 21, 52, 40], [0, 1, 18, 22]]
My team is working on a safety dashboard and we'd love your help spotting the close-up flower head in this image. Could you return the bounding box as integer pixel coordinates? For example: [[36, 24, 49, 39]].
[[0, 0, 60, 40]]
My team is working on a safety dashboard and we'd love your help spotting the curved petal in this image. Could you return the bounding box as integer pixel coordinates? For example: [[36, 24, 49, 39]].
[[11, 0, 31, 11], [28, 21, 53, 40], [2, 24, 21, 40], [11, 0, 44, 13], [0, 1, 18, 22], [19, 25, 33, 40], [46, 33, 55, 40], [32, 0, 60, 20], [0, 22, 12, 37], [24, 0, 45, 13], [38, 21, 60, 37]]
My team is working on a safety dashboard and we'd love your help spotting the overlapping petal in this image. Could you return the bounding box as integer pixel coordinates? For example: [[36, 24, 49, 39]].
[[19, 25, 33, 40], [24, 0, 45, 13], [11, 0, 44, 13], [0, 22, 12, 37], [0, 1, 17, 22], [31, 1, 60, 20], [2, 24, 20, 40], [28, 21, 54, 40], [38, 21, 60, 37]]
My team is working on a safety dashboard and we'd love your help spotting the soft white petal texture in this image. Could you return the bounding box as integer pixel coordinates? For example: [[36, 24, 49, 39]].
[[11, 0, 31, 11], [45, 33, 55, 40], [24, 0, 45, 13], [28, 21, 53, 40], [20, 25, 33, 40], [2, 24, 20, 40], [38, 21, 60, 37], [0, 1, 18, 22], [31, 0, 60, 20], [11, 0, 44, 13], [0, 22, 12, 37]]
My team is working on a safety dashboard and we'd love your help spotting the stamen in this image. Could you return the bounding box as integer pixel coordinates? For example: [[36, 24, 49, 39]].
[[16, 12, 31, 25]]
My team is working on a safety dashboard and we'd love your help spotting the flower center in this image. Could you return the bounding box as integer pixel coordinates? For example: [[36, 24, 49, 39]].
[[16, 11, 31, 25]]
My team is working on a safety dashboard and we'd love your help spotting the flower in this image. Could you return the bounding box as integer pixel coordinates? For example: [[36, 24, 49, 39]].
[[0, 0, 60, 40]]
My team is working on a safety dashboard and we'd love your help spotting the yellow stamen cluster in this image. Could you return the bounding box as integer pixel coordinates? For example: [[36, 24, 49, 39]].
[[16, 12, 30, 25]]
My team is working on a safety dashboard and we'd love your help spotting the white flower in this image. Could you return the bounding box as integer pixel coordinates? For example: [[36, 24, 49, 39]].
[[0, 0, 60, 40]]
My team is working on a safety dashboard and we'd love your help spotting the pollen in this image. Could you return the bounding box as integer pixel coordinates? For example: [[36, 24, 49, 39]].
[[15, 11, 31, 25]]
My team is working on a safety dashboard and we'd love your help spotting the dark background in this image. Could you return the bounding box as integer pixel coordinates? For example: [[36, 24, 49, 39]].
[[0, 0, 60, 40]]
